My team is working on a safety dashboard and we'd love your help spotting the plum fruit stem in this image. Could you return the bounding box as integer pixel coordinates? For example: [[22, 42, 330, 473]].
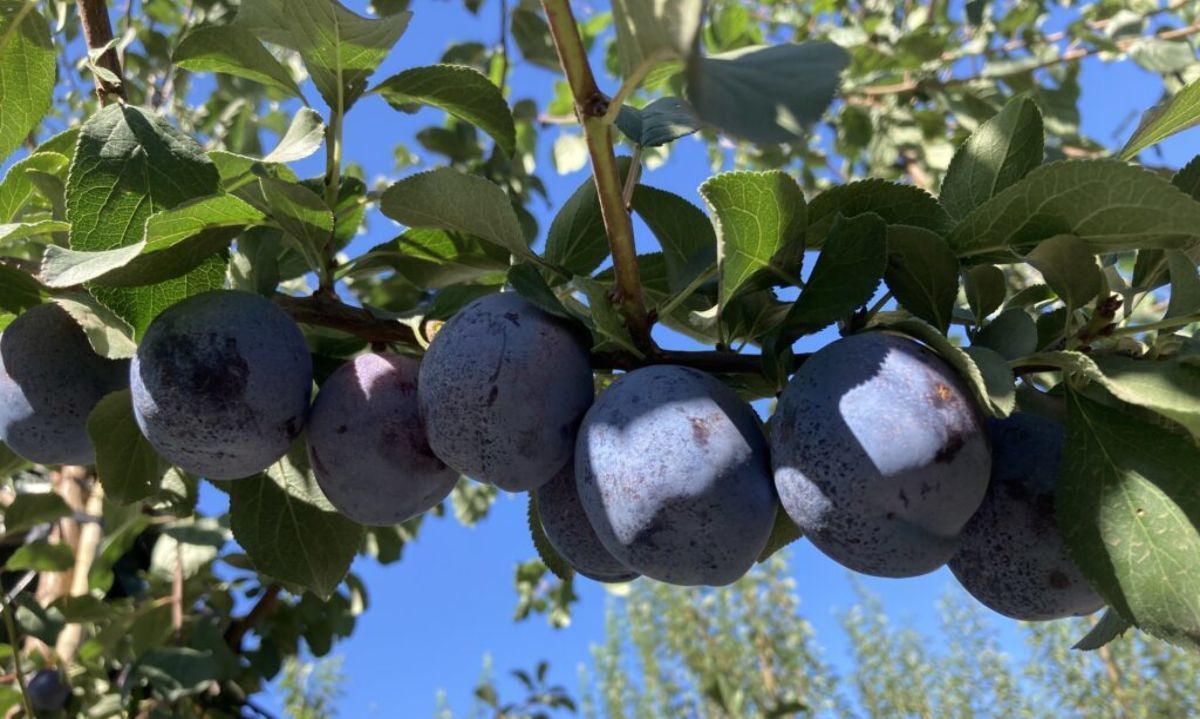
[[540, 0, 652, 351], [76, 0, 127, 104]]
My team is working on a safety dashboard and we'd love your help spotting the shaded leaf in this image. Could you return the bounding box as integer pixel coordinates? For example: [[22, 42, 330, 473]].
[[0, 1, 55, 162], [1060, 390, 1200, 649], [807, 179, 951, 248], [686, 43, 849, 144], [615, 97, 700, 147], [87, 390, 167, 505], [381, 168, 530, 259], [632, 184, 716, 295], [1025, 234, 1102, 310], [374, 64, 515, 156], [173, 24, 303, 98], [884, 224, 959, 334], [940, 95, 1043, 221]]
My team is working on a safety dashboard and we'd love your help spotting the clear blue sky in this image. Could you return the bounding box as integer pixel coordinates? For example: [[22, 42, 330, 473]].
[[11, 0, 1197, 715], [198, 2, 1198, 716]]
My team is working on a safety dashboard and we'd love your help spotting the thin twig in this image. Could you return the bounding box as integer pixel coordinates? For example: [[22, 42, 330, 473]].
[[498, 0, 510, 95], [75, 0, 127, 103], [171, 542, 184, 640], [540, 0, 651, 350], [2, 603, 34, 719], [225, 584, 282, 652]]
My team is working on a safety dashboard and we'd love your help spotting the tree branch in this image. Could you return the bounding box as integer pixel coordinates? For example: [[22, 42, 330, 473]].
[[540, 0, 651, 350], [55, 481, 105, 664], [225, 584, 282, 652], [76, 0, 127, 104]]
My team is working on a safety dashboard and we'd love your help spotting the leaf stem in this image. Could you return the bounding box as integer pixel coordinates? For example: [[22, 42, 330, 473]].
[[321, 87, 346, 293], [75, 0, 127, 104], [1107, 312, 1200, 338], [622, 145, 643, 211], [540, 0, 651, 350]]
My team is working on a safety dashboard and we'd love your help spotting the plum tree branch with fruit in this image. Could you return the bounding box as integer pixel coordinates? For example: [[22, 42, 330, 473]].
[[0, 0, 1199, 714]]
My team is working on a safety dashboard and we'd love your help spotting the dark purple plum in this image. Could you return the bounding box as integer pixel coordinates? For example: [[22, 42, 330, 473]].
[[950, 413, 1104, 620], [418, 293, 593, 492], [0, 303, 128, 465], [131, 290, 313, 480], [27, 669, 69, 712], [771, 332, 991, 578], [575, 365, 776, 587], [307, 353, 458, 525], [535, 462, 638, 583]]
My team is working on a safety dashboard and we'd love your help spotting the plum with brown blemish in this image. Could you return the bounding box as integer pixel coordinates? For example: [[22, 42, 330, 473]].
[[575, 365, 776, 586], [308, 353, 458, 525], [0, 303, 128, 465], [131, 290, 313, 480], [950, 413, 1104, 620], [536, 461, 638, 583], [770, 332, 990, 577], [418, 293, 593, 492]]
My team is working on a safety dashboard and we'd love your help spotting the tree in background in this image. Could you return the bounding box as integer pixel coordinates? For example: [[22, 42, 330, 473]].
[[464, 552, 1200, 719], [0, 0, 1195, 714]]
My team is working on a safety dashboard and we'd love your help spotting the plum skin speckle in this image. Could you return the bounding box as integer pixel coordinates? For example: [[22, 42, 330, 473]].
[[949, 412, 1105, 621], [418, 293, 593, 493], [131, 290, 313, 480], [307, 353, 458, 526], [770, 332, 991, 578], [536, 461, 638, 583], [575, 364, 776, 587], [0, 303, 128, 465]]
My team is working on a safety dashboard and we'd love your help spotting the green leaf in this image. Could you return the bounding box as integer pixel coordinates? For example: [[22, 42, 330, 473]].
[[1120, 75, 1200, 160], [948, 161, 1200, 261], [615, 97, 700, 148], [686, 43, 849, 144], [940, 96, 1043, 221], [963, 264, 1006, 323], [151, 518, 227, 581], [529, 493, 572, 581], [229, 445, 364, 600], [574, 276, 642, 356], [348, 228, 509, 289], [974, 308, 1037, 361], [0, 441, 25, 475], [508, 263, 569, 319], [807, 179, 952, 248], [52, 294, 137, 359], [5, 541, 74, 572], [0, 152, 69, 222], [3, 493, 70, 535], [238, 0, 410, 110], [700, 170, 806, 308], [1024, 234, 1102, 311], [87, 390, 167, 505], [1091, 355, 1200, 441], [263, 108, 326, 164], [962, 345, 1016, 417], [0, 265, 46, 314], [1165, 249, 1200, 319], [510, 4, 558, 71], [132, 648, 220, 702], [374, 64, 515, 156], [756, 505, 800, 563], [779, 213, 886, 339], [66, 105, 226, 336], [1072, 608, 1130, 651], [173, 24, 303, 98], [380, 168, 530, 259], [0, 219, 69, 246], [883, 224, 959, 334], [610, 0, 701, 79], [543, 161, 628, 278], [0, 1, 55, 162], [1060, 390, 1200, 649], [44, 193, 260, 288], [632, 185, 716, 295], [260, 177, 332, 272]]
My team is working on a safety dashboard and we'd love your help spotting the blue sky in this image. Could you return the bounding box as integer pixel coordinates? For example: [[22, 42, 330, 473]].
[[7, 0, 1197, 715], [193, 2, 1200, 716]]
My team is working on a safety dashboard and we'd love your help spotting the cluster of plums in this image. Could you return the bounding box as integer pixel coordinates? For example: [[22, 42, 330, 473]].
[[0, 289, 1104, 621]]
